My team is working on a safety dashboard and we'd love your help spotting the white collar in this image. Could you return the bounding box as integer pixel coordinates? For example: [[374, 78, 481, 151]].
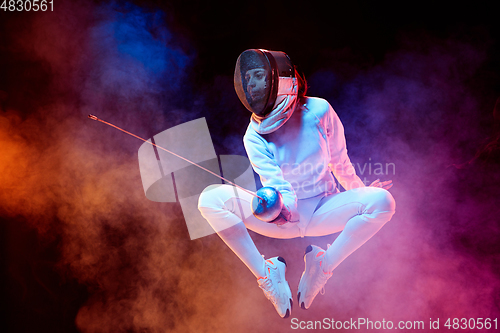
[[250, 77, 298, 134]]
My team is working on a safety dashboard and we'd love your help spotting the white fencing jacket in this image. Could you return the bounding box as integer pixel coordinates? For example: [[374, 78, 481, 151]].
[[244, 96, 364, 223]]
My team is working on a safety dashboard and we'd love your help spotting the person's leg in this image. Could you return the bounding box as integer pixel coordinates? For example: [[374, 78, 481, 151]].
[[298, 187, 395, 309], [198, 184, 266, 278], [198, 184, 298, 317], [306, 186, 396, 271], [198, 184, 301, 277]]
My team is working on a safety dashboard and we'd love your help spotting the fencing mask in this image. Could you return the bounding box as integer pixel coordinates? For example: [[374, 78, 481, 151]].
[[234, 49, 295, 116]]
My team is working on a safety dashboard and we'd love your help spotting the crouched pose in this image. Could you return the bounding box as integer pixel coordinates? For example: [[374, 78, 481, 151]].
[[198, 49, 395, 318]]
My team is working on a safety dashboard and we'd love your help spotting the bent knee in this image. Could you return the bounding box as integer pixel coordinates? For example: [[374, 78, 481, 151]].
[[372, 188, 396, 216], [198, 183, 246, 212], [198, 184, 225, 210]]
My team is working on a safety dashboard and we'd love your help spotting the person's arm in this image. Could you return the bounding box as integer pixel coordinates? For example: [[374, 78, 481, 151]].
[[243, 130, 299, 224]]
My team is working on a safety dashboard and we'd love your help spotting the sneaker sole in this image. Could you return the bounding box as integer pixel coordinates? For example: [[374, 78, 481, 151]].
[[297, 245, 323, 309], [273, 256, 293, 318]]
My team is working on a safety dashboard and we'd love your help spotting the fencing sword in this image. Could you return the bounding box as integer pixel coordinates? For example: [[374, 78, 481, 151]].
[[88, 114, 285, 222]]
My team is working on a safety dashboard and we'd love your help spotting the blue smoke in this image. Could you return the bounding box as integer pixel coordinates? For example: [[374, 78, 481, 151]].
[[112, 2, 190, 88]]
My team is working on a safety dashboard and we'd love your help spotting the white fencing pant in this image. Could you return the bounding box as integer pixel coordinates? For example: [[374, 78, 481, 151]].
[[198, 184, 395, 277]]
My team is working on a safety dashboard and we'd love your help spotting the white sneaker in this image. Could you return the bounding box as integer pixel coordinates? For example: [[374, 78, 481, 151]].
[[257, 256, 293, 318], [297, 245, 333, 309]]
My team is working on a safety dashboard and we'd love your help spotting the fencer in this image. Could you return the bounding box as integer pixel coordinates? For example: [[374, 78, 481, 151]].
[[198, 49, 395, 318]]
